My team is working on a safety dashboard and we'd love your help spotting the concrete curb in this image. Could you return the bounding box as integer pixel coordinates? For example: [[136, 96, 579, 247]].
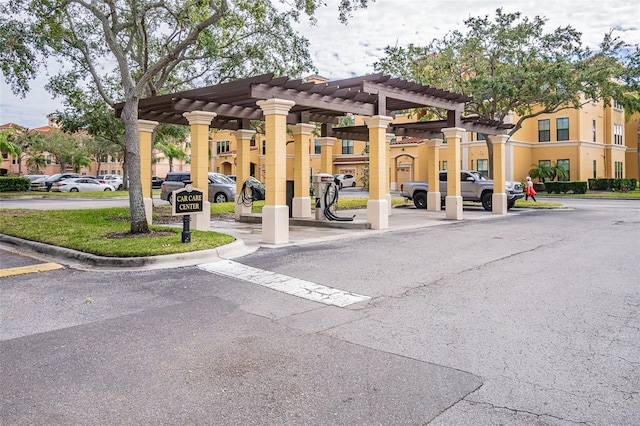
[[0, 233, 255, 270]]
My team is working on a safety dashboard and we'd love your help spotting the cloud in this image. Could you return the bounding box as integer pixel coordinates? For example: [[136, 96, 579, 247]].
[[2, 0, 639, 128]]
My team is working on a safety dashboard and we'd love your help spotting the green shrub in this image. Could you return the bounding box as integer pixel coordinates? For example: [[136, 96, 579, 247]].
[[588, 178, 637, 191], [544, 181, 588, 194], [0, 177, 31, 192]]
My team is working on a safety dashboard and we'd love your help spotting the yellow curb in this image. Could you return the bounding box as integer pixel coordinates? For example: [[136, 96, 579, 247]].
[[0, 262, 64, 278]]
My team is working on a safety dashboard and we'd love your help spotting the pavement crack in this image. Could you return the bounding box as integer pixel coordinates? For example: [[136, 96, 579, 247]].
[[460, 399, 592, 425]]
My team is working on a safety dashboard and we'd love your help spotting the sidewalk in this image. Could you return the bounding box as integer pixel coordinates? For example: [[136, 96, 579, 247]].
[[0, 205, 508, 271]]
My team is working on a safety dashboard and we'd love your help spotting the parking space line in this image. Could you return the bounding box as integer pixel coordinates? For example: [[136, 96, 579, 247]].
[[198, 260, 370, 307], [0, 262, 64, 278]]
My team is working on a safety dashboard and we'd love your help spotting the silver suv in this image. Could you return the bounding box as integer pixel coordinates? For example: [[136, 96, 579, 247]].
[[160, 172, 236, 204]]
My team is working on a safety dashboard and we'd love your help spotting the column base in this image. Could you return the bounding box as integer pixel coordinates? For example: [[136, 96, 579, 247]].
[[262, 205, 289, 244], [445, 195, 463, 220], [234, 195, 252, 220], [367, 199, 389, 230], [492, 192, 508, 214], [427, 191, 441, 212], [292, 197, 311, 218], [192, 201, 211, 231], [143, 197, 154, 225], [386, 193, 392, 216]]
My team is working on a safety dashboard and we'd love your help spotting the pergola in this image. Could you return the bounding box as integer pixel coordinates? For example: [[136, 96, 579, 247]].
[[116, 73, 512, 244]]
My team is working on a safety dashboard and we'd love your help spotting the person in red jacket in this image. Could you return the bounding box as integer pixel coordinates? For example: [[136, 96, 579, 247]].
[[525, 176, 537, 202]]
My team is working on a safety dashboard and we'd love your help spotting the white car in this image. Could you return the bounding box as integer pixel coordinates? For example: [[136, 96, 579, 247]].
[[52, 178, 116, 192], [334, 173, 356, 189]]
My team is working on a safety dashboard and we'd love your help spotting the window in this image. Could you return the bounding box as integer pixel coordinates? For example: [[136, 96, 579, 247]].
[[46, 155, 52, 165], [556, 118, 569, 141], [614, 161, 623, 179], [262, 140, 266, 155], [613, 99, 623, 110], [477, 133, 486, 141], [593, 160, 597, 179], [470, 159, 474, 170], [538, 119, 550, 142], [1, 153, 7, 160], [476, 159, 488, 177], [314, 139, 321, 155], [441, 160, 448, 171], [342, 140, 354, 154], [592, 120, 597, 142], [216, 140, 230, 154], [556, 159, 570, 181], [614, 124, 623, 145]]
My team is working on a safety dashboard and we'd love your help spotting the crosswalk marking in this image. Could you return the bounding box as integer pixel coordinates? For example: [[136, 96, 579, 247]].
[[0, 262, 64, 278], [198, 260, 370, 307]]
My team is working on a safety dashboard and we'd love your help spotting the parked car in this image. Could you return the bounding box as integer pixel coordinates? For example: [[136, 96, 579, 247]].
[[51, 178, 115, 192], [160, 171, 236, 203], [23, 174, 48, 182], [334, 173, 356, 189], [97, 174, 124, 190], [151, 176, 164, 189], [226, 175, 237, 182], [32, 173, 80, 192], [400, 170, 524, 211]]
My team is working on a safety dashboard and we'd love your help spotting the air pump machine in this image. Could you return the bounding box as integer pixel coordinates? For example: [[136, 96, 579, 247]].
[[312, 173, 355, 222]]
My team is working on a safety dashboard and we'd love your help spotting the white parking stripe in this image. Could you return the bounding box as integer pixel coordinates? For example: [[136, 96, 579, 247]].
[[198, 260, 370, 307]]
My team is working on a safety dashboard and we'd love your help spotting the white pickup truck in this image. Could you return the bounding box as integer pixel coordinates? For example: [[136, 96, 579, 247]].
[[400, 170, 524, 211]]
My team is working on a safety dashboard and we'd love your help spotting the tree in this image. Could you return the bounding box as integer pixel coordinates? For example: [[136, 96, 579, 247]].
[[156, 142, 188, 173], [374, 8, 640, 177], [0, 130, 21, 158], [42, 129, 79, 172], [2, 0, 371, 233], [26, 154, 46, 174]]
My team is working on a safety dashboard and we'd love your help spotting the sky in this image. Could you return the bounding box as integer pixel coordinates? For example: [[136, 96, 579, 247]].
[[1, 0, 638, 129]]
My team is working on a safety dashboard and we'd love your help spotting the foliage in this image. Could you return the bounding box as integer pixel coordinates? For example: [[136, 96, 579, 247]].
[[0, 130, 21, 157], [529, 161, 568, 182], [374, 8, 640, 176], [25, 154, 46, 173], [544, 181, 588, 194], [588, 178, 638, 191], [156, 142, 188, 172], [0, 176, 30, 192], [0, 0, 370, 233]]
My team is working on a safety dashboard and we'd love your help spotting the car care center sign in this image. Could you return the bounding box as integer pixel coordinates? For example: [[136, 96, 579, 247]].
[[171, 185, 204, 216]]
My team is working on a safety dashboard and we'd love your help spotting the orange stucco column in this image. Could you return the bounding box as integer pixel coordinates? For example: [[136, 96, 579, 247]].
[[426, 138, 443, 211], [366, 115, 393, 229], [291, 123, 314, 218], [257, 99, 295, 244], [183, 111, 217, 231], [318, 137, 336, 174], [137, 119, 159, 225], [489, 135, 509, 214], [232, 129, 256, 220], [442, 127, 465, 220]]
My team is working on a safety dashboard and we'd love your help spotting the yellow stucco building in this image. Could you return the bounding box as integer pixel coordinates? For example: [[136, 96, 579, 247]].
[[208, 101, 638, 189]]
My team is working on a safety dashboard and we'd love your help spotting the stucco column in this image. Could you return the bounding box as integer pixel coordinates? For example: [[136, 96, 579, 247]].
[[183, 111, 217, 231], [489, 135, 509, 214], [318, 137, 336, 174], [386, 133, 394, 216], [291, 123, 314, 218], [137, 120, 159, 225], [442, 127, 465, 220], [426, 138, 442, 211], [232, 129, 256, 220], [365, 115, 393, 229], [257, 99, 295, 244]]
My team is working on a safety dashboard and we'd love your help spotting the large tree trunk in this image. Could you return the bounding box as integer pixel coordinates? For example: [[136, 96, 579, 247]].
[[120, 99, 149, 234]]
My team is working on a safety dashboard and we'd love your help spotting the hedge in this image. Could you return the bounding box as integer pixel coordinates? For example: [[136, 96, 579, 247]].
[[588, 178, 638, 191], [0, 176, 31, 192], [544, 181, 588, 194]]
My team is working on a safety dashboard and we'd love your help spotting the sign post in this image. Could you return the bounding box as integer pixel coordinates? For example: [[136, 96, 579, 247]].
[[171, 181, 204, 243]]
